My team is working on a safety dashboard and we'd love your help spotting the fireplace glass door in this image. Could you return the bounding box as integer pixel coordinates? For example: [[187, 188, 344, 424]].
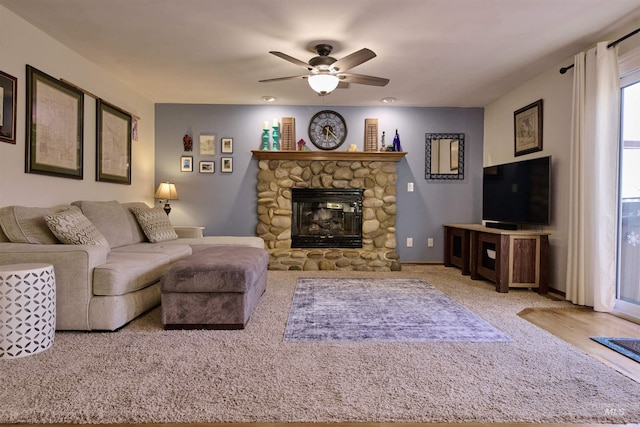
[[291, 188, 363, 248]]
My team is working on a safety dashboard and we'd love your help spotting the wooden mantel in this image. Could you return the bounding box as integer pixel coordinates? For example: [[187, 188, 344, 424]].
[[251, 150, 407, 162]]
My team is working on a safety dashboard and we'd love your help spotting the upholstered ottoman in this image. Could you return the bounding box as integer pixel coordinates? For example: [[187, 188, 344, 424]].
[[161, 246, 268, 329]]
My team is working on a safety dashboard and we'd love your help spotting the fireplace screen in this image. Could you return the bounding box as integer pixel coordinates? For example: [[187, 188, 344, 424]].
[[291, 188, 363, 248]]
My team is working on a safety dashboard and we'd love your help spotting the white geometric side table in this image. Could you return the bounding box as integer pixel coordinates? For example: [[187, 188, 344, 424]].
[[0, 263, 56, 359]]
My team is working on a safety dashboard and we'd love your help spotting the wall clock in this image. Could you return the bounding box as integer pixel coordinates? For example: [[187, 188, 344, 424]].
[[308, 110, 348, 150]]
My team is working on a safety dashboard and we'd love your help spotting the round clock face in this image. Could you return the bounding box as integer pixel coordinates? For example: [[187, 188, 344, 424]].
[[308, 110, 348, 150]]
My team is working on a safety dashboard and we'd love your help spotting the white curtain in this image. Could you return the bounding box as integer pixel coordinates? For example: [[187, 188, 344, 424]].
[[565, 42, 620, 312]]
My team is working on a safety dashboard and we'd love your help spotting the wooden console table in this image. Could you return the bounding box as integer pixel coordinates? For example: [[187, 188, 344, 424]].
[[443, 224, 550, 294]]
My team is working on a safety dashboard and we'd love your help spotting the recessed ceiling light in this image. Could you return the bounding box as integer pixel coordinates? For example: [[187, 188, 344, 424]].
[[381, 97, 397, 104], [261, 96, 277, 102]]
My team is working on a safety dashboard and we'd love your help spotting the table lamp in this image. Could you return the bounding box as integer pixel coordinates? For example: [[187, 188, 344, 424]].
[[154, 182, 178, 215]]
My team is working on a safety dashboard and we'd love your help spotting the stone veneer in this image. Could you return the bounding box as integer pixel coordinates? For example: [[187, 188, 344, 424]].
[[256, 159, 401, 271]]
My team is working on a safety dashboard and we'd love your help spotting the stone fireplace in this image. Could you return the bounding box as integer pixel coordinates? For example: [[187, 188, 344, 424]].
[[254, 151, 404, 271]]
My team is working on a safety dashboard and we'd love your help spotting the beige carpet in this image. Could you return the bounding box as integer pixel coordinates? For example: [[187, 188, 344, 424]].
[[1, 265, 639, 424]]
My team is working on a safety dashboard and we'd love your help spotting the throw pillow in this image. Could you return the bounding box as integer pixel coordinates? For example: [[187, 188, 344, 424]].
[[44, 207, 109, 246], [131, 206, 178, 243]]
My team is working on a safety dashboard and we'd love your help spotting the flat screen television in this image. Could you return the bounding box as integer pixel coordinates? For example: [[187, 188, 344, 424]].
[[482, 156, 551, 226]]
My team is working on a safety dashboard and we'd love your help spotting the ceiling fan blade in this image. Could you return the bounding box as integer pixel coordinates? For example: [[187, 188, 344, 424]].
[[269, 51, 312, 70], [339, 73, 389, 87], [331, 48, 376, 72], [259, 75, 306, 83]]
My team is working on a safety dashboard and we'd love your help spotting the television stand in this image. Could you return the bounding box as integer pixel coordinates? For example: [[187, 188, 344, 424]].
[[443, 224, 550, 293]]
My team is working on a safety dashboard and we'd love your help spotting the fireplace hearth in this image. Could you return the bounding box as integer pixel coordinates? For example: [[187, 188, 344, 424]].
[[291, 188, 363, 248]]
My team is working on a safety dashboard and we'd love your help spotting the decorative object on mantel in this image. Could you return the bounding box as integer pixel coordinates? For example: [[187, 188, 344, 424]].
[[281, 117, 295, 150], [272, 118, 279, 151], [514, 99, 543, 157], [25, 65, 84, 180], [199, 134, 215, 155], [154, 182, 179, 215], [348, 144, 358, 152], [308, 110, 348, 150], [392, 129, 402, 152], [182, 134, 193, 152], [261, 121, 270, 150], [364, 118, 378, 151], [0, 69, 17, 144], [297, 139, 307, 151]]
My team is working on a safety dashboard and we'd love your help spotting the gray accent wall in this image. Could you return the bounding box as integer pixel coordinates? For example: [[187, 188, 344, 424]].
[[155, 104, 483, 263]]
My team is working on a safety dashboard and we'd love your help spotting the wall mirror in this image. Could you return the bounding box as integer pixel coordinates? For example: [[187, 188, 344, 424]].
[[425, 133, 465, 180]]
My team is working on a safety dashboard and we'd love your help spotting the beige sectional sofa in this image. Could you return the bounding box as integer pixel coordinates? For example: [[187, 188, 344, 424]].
[[0, 200, 264, 331]]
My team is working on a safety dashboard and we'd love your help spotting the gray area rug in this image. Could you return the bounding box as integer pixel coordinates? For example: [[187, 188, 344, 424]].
[[1, 266, 639, 424], [285, 277, 512, 342]]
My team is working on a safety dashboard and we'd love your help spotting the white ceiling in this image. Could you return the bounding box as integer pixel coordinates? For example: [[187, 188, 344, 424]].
[[3, 0, 640, 107]]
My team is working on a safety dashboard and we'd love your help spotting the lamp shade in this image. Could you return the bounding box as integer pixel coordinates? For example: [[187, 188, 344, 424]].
[[308, 74, 339, 95], [154, 182, 178, 200]]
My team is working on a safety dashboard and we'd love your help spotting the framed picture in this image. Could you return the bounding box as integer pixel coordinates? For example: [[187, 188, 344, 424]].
[[199, 160, 215, 173], [221, 157, 233, 173], [0, 70, 17, 144], [181, 156, 193, 172], [25, 65, 84, 179], [96, 99, 132, 184], [514, 99, 543, 157], [199, 134, 215, 155], [221, 137, 233, 153]]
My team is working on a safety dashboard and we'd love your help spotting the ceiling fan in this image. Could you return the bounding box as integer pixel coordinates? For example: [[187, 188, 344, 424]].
[[259, 43, 389, 95]]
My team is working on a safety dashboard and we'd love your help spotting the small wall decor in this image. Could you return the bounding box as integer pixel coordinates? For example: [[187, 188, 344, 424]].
[[199, 160, 215, 173], [514, 99, 543, 156], [97, 99, 132, 184], [181, 156, 193, 172], [25, 65, 84, 179], [425, 133, 465, 180], [281, 117, 295, 150], [0, 70, 17, 144], [221, 137, 233, 153], [221, 157, 233, 173], [183, 134, 193, 151], [199, 134, 215, 155], [364, 118, 378, 151]]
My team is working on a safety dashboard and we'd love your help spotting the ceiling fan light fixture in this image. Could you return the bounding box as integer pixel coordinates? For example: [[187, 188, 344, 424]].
[[308, 74, 340, 95]]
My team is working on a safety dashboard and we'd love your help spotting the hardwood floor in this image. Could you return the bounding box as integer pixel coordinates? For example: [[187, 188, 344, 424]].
[[3, 308, 639, 427], [519, 306, 640, 383]]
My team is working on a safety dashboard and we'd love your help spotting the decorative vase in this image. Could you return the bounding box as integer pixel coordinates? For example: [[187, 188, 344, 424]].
[[393, 129, 402, 152]]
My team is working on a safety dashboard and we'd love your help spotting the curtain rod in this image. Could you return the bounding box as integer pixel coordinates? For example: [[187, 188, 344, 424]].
[[559, 27, 640, 74]]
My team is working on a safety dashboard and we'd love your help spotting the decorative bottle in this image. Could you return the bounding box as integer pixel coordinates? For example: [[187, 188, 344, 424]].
[[392, 129, 402, 152]]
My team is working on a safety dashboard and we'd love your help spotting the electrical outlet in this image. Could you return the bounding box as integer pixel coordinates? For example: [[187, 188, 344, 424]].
[[407, 237, 413, 247], [427, 238, 434, 247], [407, 182, 414, 192]]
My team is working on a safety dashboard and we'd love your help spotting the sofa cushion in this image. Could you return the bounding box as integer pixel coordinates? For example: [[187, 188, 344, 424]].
[[44, 206, 109, 246], [121, 202, 151, 244], [0, 205, 72, 244], [72, 200, 134, 248], [131, 206, 179, 243], [111, 242, 191, 263], [93, 252, 176, 296]]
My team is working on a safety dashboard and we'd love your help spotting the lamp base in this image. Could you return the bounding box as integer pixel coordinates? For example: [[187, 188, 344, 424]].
[[163, 203, 171, 215]]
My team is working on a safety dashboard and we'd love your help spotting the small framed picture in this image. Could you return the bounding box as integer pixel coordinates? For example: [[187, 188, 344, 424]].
[[514, 99, 543, 157], [199, 160, 215, 173], [200, 134, 215, 155], [221, 157, 233, 173], [221, 137, 233, 153], [181, 156, 193, 172]]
